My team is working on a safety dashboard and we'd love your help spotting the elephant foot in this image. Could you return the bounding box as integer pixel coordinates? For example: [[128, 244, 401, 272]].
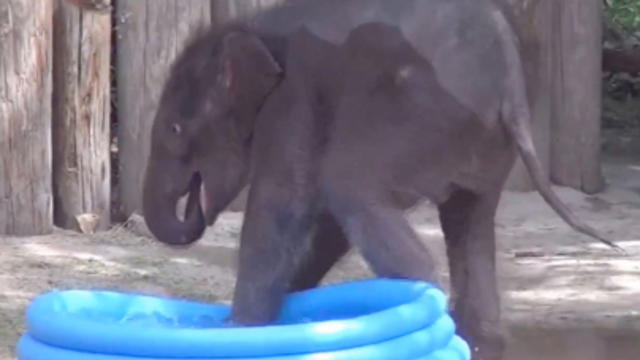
[[455, 315, 506, 360], [468, 333, 505, 360]]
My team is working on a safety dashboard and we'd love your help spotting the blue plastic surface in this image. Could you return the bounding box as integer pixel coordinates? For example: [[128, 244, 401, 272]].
[[25, 279, 445, 357], [19, 279, 470, 360], [18, 331, 470, 360]]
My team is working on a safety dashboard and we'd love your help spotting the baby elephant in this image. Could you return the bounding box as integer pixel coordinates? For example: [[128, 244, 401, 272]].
[[136, 1, 617, 359]]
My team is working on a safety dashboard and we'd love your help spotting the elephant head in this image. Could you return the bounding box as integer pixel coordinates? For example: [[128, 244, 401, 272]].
[[142, 29, 282, 246]]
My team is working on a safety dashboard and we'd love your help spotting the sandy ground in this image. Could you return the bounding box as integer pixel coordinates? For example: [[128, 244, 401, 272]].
[[1, 154, 639, 360]]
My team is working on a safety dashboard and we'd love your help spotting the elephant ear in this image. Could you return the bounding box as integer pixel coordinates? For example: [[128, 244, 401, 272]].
[[217, 31, 283, 137]]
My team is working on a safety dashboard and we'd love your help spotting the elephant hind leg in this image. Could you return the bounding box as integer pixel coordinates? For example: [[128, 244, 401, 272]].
[[289, 211, 351, 292], [439, 189, 505, 360], [323, 178, 438, 284]]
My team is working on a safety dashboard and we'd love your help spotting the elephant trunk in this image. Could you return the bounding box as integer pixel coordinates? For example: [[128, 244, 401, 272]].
[[143, 171, 206, 246]]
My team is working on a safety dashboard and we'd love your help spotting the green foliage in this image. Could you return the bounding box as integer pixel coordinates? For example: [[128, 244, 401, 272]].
[[605, 0, 640, 33]]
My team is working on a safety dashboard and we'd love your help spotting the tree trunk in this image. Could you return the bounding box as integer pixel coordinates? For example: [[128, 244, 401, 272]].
[[52, 0, 111, 232], [116, 0, 210, 217], [0, 0, 54, 235], [550, 0, 604, 194], [210, 0, 286, 212]]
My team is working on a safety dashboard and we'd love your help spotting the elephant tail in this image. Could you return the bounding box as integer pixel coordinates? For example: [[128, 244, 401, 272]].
[[492, 9, 622, 251], [502, 103, 621, 251]]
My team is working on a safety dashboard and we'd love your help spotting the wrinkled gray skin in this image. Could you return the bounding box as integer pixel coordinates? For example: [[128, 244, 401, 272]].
[[137, 1, 618, 359]]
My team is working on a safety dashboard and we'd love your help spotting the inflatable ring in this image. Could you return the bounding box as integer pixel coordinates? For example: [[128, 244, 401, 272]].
[[19, 317, 459, 360], [19, 279, 470, 360]]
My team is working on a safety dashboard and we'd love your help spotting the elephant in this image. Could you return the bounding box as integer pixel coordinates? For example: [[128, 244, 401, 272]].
[[65, 0, 619, 359]]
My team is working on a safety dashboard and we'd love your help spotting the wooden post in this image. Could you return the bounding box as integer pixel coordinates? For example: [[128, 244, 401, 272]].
[[550, 0, 605, 194], [52, 0, 111, 232], [502, 0, 554, 191], [116, 0, 210, 217], [211, 0, 285, 25], [0, 0, 54, 235], [502, 0, 604, 193]]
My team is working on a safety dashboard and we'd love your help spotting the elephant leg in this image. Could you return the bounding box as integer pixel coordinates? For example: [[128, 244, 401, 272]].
[[438, 189, 505, 360], [324, 183, 438, 284], [289, 211, 351, 292], [231, 180, 317, 325]]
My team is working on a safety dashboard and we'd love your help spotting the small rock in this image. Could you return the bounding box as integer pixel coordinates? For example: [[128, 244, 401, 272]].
[[75, 213, 100, 234]]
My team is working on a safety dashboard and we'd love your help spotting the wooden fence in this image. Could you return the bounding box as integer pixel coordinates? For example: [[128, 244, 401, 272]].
[[0, 0, 605, 236], [503, 0, 604, 194], [115, 0, 211, 218], [52, 1, 111, 231], [0, 0, 54, 235]]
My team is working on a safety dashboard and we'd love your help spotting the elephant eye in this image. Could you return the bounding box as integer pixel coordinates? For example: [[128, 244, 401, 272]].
[[171, 123, 182, 135]]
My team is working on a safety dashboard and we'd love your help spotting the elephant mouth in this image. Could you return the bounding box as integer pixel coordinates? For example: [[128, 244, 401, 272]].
[[169, 172, 207, 246], [177, 174, 204, 220], [199, 181, 213, 225], [177, 177, 208, 218], [175, 173, 216, 231], [196, 179, 220, 226], [143, 171, 206, 247]]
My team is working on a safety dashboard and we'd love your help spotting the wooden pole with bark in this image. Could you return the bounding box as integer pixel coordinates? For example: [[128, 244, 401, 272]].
[[503, 0, 554, 191], [550, 0, 605, 193], [0, 0, 54, 235], [504, 0, 605, 193], [52, 0, 111, 232], [116, 0, 210, 217]]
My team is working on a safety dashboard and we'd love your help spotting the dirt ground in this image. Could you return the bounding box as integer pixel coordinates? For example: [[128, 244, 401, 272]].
[[1, 151, 639, 360]]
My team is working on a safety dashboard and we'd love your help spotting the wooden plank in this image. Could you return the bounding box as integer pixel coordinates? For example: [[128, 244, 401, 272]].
[[0, 0, 54, 235], [550, 0, 604, 194], [116, 0, 210, 216], [52, 0, 111, 232]]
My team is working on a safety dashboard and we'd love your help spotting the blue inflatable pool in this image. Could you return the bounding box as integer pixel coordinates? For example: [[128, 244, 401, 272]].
[[18, 279, 470, 360]]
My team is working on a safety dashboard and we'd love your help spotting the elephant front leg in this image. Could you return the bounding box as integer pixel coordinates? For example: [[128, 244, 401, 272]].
[[231, 181, 316, 325]]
